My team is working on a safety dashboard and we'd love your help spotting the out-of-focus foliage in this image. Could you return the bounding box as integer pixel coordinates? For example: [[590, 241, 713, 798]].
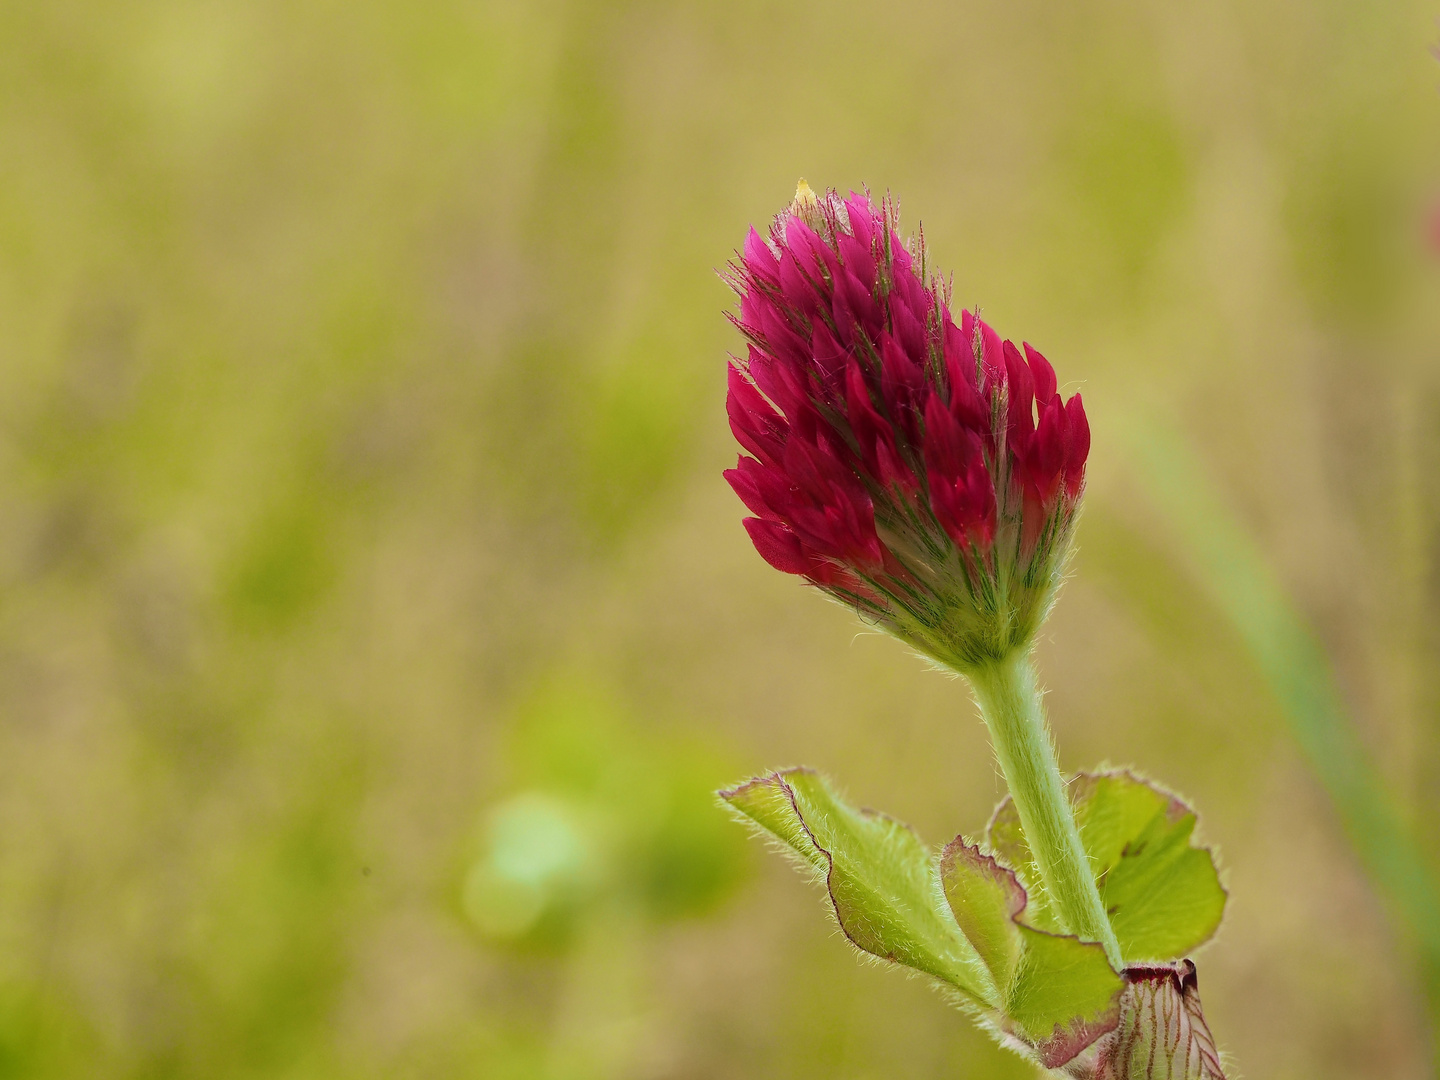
[[1127, 416, 1440, 1027], [464, 674, 746, 949], [0, 1, 1438, 1079]]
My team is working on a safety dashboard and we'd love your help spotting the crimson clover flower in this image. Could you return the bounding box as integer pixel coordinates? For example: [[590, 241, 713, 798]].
[[724, 183, 1090, 669], [719, 186, 1231, 1078]]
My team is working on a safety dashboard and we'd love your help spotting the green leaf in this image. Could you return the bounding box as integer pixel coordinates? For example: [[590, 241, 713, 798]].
[[938, 840, 1025, 991], [1076, 773, 1227, 962], [940, 839, 1123, 1066], [1008, 926, 1124, 1067], [984, 801, 1065, 935], [721, 769, 992, 1004], [987, 771, 1226, 962]]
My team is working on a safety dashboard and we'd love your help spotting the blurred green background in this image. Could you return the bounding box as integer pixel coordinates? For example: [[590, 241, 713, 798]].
[[2, 1, 1440, 1077]]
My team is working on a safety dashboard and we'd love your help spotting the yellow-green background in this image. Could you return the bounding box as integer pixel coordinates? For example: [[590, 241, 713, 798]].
[[2, 1, 1439, 1077]]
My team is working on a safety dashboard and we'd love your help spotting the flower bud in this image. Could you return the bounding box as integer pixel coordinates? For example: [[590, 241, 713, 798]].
[[723, 184, 1089, 669]]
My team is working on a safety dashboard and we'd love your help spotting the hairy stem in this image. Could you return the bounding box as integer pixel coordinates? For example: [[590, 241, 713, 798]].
[[968, 651, 1122, 968]]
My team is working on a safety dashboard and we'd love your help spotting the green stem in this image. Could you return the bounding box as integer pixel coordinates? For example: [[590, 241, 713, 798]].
[[968, 651, 1123, 969]]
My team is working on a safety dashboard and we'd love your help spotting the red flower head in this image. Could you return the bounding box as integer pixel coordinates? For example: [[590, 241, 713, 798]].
[[724, 183, 1089, 668]]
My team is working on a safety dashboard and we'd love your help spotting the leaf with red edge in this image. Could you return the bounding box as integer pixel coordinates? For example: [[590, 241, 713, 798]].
[[987, 771, 1226, 963], [720, 769, 993, 1004], [940, 839, 1123, 1067]]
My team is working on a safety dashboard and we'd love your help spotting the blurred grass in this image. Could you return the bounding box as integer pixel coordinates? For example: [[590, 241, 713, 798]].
[[1126, 412, 1440, 1039], [0, 1, 1438, 1079]]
